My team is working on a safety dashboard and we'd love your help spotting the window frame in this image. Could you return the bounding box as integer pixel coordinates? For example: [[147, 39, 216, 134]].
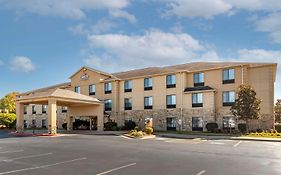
[[192, 93, 203, 108], [223, 91, 235, 106], [166, 95, 176, 108], [42, 105, 47, 114], [74, 86, 81, 93], [144, 96, 153, 109], [166, 75, 176, 88], [193, 72, 205, 87], [89, 84, 96, 96], [223, 68, 235, 84], [32, 105, 36, 114], [62, 106, 68, 113], [104, 82, 112, 94], [124, 80, 132, 93], [144, 78, 153, 91], [104, 99, 112, 111], [124, 98, 132, 110]]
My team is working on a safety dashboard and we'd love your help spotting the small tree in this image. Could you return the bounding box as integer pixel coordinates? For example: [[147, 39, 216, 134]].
[[0, 92, 19, 113], [275, 99, 281, 123], [231, 85, 261, 132]]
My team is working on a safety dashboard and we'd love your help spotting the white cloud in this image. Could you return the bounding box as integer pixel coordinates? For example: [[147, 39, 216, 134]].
[[226, 0, 281, 12], [10, 56, 35, 72], [0, 0, 131, 19], [200, 51, 221, 61], [91, 19, 117, 34], [68, 24, 89, 36], [109, 9, 136, 23], [164, 0, 232, 19], [86, 30, 203, 70], [255, 13, 281, 43]]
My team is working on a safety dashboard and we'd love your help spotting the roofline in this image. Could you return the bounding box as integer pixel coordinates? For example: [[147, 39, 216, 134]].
[[17, 96, 102, 104], [69, 66, 120, 80]]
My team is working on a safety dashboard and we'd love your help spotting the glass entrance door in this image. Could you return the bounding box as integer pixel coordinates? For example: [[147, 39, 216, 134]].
[[192, 117, 203, 131]]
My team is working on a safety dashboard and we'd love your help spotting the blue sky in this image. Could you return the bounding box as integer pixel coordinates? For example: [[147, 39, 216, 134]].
[[0, 0, 280, 100]]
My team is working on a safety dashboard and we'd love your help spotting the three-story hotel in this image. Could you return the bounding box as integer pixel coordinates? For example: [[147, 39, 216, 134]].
[[16, 62, 277, 134]]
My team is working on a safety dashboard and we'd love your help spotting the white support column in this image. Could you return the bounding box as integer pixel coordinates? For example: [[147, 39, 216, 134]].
[[48, 99, 57, 134], [16, 101, 24, 133], [97, 104, 104, 131]]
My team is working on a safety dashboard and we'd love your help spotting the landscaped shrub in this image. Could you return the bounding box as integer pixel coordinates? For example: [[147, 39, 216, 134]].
[[238, 123, 247, 134], [145, 126, 153, 135], [206, 122, 218, 132], [134, 126, 141, 131], [123, 120, 136, 130], [0, 113, 16, 129], [129, 130, 144, 137], [275, 125, 281, 132], [62, 123, 67, 130], [256, 129, 263, 133], [212, 128, 222, 133], [104, 121, 118, 131]]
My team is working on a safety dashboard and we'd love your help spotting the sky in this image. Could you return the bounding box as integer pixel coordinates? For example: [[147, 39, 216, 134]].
[[0, 0, 280, 100]]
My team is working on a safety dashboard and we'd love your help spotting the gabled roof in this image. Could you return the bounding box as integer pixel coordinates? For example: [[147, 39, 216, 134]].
[[69, 66, 119, 80], [18, 88, 101, 104]]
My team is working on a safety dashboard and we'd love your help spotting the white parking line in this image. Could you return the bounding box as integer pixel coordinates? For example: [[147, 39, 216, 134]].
[[210, 142, 225, 145], [233, 141, 243, 147], [0, 150, 24, 154], [1, 153, 53, 162], [0, 157, 87, 175], [96, 163, 136, 175], [196, 170, 206, 175]]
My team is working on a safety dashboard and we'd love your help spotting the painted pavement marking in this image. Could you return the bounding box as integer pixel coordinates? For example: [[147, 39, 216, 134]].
[[1, 153, 53, 162], [233, 141, 243, 147], [0, 157, 87, 175], [96, 163, 136, 175], [196, 170, 206, 175], [0, 150, 24, 154]]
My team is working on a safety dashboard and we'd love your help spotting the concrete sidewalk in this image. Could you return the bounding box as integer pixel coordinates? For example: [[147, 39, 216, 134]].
[[156, 132, 281, 142]]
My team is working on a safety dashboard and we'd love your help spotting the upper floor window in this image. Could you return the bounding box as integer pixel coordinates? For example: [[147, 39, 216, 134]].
[[75, 86, 80, 93], [144, 78, 153, 91], [223, 68, 235, 84], [144, 96, 153, 109], [124, 80, 132, 92], [42, 105, 47, 114], [194, 72, 204, 87], [62, 106, 68, 113], [24, 105, 27, 114], [105, 82, 112, 94], [89, 84, 96, 96], [192, 93, 203, 107], [32, 105, 36, 114], [166, 75, 176, 88], [166, 95, 176, 108], [104, 99, 112, 111], [223, 91, 235, 106], [124, 98, 132, 110]]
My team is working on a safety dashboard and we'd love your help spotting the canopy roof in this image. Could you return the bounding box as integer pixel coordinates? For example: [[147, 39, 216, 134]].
[[17, 88, 101, 106]]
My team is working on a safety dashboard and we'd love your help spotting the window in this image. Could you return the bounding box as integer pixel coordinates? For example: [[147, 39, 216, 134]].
[[24, 106, 27, 114], [104, 99, 112, 111], [144, 78, 153, 90], [166, 117, 177, 131], [144, 96, 153, 109], [32, 105, 36, 114], [223, 117, 236, 129], [166, 75, 176, 88], [223, 68, 235, 84], [192, 117, 203, 131], [42, 119, 47, 128], [24, 120, 27, 128], [223, 91, 235, 106], [194, 72, 204, 87], [75, 86, 80, 93], [42, 105, 47, 114], [89, 84, 96, 96], [192, 93, 203, 107], [62, 106, 68, 113], [105, 83, 112, 94], [124, 98, 132, 110], [166, 95, 176, 108], [32, 119, 36, 127], [124, 80, 132, 92]]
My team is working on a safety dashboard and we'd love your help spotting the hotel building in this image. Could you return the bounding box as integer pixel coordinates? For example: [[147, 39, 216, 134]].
[[16, 62, 277, 134]]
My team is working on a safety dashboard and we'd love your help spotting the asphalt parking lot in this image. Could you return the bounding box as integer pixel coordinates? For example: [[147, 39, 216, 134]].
[[0, 133, 280, 175]]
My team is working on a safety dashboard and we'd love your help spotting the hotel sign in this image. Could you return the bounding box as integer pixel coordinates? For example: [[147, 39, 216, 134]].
[[80, 68, 89, 81]]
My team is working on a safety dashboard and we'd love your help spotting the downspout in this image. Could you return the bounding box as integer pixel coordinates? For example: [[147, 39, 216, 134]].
[[180, 72, 184, 132]]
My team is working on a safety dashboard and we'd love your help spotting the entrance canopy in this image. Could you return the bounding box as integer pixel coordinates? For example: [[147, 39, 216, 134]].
[[16, 88, 104, 134]]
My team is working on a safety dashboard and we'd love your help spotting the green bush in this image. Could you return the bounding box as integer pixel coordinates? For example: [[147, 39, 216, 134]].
[[238, 123, 247, 133], [145, 126, 153, 135], [206, 122, 218, 132], [275, 125, 281, 132], [134, 126, 141, 131], [104, 121, 118, 131], [62, 123, 67, 130], [0, 113, 16, 129], [122, 120, 136, 130]]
